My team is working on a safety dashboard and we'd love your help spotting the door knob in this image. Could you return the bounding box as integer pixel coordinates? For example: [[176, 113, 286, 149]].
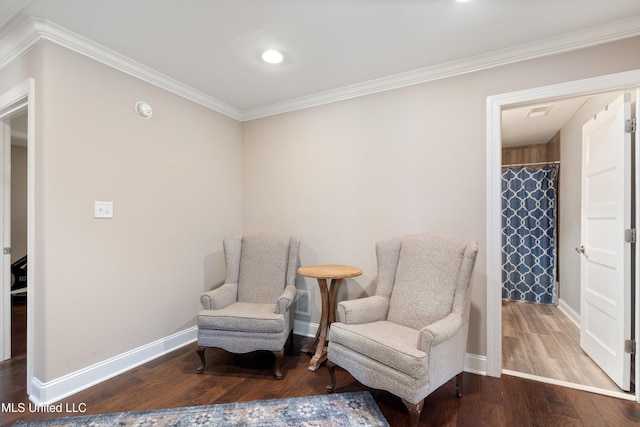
[[575, 245, 585, 254]]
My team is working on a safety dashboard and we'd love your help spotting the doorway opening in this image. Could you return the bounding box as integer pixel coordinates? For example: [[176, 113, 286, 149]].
[[0, 79, 35, 397], [500, 90, 634, 396], [8, 112, 28, 364], [486, 70, 640, 403]]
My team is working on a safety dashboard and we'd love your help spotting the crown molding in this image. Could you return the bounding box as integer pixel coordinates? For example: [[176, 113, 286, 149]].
[[0, 14, 39, 71], [242, 15, 640, 120], [1, 14, 640, 122], [0, 16, 244, 120]]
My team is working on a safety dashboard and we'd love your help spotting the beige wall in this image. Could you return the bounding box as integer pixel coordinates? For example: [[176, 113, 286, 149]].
[[2, 32, 640, 386], [0, 41, 45, 378], [243, 35, 640, 357], [0, 41, 243, 382]]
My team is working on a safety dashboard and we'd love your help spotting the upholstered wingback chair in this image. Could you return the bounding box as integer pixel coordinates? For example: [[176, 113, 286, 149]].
[[327, 233, 478, 425], [196, 231, 300, 379]]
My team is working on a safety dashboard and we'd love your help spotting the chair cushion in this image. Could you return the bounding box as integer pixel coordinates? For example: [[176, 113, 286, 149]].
[[238, 232, 290, 304], [387, 234, 465, 329], [329, 320, 428, 378], [197, 302, 285, 333]]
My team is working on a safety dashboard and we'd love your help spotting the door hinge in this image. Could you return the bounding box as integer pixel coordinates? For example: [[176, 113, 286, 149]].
[[626, 117, 636, 133], [625, 339, 636, 355], [625, 228, 636, 243], [3, 247, 10, 255]]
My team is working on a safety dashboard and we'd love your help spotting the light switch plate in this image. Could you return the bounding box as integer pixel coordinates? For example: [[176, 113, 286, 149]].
[[94, 201, 113, 219]]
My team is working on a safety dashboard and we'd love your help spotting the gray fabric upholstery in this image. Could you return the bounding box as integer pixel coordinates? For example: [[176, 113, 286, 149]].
[[223, 234, 243, 285], [237, 232, 291, 303], [197, 231, 300, 357], [330, 321, 427, 377], [328, 232, 478, 405], [336, 295, 388, 324], [200, 283, 237, 310], [197, 328, 290, 353], [276, 285, 297, 315], [388, 233, 468, 329], [198, 303, 284, 332]]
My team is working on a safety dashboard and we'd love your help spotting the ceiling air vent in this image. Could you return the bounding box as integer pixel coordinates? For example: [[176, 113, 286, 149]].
[[527, 105, 553, 118]]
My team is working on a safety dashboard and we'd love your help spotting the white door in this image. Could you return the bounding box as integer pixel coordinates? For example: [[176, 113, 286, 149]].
[[579, 93, 632, 391], [634, 89, 640, 403]]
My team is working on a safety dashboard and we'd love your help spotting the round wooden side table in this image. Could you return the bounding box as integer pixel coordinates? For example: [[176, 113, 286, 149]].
[[298, 264, 362, 371]]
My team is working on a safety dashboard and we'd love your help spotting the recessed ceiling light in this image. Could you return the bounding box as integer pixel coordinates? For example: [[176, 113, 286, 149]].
[[261, 49, 284, 64]]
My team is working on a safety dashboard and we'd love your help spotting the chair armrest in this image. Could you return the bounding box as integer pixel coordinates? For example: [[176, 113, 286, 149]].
[[336, 295, 389, 324], [418, 313, 463, 351], [200, 283, 237, 310], [276, 285, 297, 314]]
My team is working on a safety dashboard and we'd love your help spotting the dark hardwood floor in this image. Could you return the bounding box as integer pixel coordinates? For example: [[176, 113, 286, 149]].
[[1, 302, 640, 426]]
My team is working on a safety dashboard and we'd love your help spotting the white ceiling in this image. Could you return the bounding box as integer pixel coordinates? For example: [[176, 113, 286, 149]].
[[501, 96, 591, 147], [2, 0, 640, 142]]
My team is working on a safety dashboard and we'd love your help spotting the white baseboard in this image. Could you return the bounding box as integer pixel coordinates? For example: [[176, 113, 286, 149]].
[[29, 327, 197, 405], [502, 369, 635, 401], [557, 298, 580, 328], [29, 321, 486, 405], [464, 353, 487, 376], [30, 322, 314, 406], [293, 319, 318, 338]]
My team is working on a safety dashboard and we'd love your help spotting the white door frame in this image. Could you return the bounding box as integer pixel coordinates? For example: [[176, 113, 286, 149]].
[[0, 78, 35, 396], [485, 69, 640, 402]]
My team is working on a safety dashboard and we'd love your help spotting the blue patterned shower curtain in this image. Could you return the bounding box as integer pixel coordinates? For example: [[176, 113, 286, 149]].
[[501, 165, 558, 305]]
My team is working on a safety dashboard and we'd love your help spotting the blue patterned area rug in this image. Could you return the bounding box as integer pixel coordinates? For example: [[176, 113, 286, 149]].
[[14, 392, 388, 426]]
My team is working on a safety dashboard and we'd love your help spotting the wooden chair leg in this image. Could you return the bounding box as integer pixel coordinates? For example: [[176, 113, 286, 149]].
[[272, 349, 284, 380], [196, 346, 206, 373], [326, 361, 337, 393], [402, 399, 424, 427], [456, 372, 463, 397]]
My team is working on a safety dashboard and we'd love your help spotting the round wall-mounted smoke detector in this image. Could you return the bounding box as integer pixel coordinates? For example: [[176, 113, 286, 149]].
[[135, 101, 153, 119]]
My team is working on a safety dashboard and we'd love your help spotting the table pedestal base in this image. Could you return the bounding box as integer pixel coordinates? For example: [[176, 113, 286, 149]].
[[300, 277, 343, 371], [297, 265, 362, 372], [301, 340, 326, 372]]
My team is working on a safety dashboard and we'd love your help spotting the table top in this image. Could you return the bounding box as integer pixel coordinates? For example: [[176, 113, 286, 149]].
[[298, 264, 362, 279]]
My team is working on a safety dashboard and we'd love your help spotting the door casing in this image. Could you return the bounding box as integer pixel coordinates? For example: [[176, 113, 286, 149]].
[[486, 69, 640, 403], [0, 78, 35, 396]]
